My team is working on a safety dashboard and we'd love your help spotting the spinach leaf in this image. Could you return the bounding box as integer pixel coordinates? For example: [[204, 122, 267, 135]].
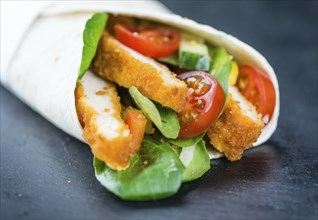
[[214, 60, 232, 98], [179, 140, 210, 182], [156, 103, 180, 139], [128, 86, 161, 126], [168, 132, 205, 147], [209, 48, 232, 98], [129, 86, 180, 139], [94, 136, 185, 201], [78, 13, 108, 80]]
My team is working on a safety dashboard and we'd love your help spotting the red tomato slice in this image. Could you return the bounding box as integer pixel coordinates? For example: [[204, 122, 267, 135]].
[[125, 109, 147, 152], [114, 24, 180, 58], [177, 71, 225, 139], [237, 65, 276, 123]]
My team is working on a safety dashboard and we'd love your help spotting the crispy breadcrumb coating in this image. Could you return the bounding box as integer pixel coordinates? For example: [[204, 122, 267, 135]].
[[207, 90, 264, 161], [92, 32, 187, 112], [75, 71, 135, 170]]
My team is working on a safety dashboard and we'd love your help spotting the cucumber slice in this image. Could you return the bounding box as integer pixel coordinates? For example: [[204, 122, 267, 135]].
[[179, 33, 210, 71]]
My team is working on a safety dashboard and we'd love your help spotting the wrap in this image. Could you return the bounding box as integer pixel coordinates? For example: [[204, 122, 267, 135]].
[[0, 1, 280, 160]]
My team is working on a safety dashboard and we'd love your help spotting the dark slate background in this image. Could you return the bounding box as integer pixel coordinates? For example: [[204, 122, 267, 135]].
[[1, 1, 317, 219]]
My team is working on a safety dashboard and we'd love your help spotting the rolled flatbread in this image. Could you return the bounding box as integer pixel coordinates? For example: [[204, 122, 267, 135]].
[[1, 1, 279, 160]]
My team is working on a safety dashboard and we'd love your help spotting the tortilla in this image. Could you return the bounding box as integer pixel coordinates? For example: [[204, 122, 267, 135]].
[[0, 1, 279, 159]]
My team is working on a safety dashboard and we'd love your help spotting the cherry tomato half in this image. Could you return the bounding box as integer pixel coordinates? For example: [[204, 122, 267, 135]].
[[114, 24, 180, 58], [177, 71, 225, 139], [237, 65, 276, 123]]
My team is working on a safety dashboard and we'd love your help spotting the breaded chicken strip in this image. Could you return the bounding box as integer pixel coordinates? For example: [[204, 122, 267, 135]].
[[207, 86, 264, 161], [92, 32, 188, 112], [75, 71, 134, 170]]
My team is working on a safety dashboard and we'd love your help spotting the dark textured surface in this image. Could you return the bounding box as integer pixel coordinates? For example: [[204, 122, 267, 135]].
[[1, 1, 317, 219]]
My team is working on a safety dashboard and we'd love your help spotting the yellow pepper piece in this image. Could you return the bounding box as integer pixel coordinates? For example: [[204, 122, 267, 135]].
[[228, 61, 239, 85]]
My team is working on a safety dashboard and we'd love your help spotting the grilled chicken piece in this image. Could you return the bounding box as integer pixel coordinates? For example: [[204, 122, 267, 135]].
[[92, 32, 188, 113], [75, 71, 134, 170], [207, 86, 264, 161]]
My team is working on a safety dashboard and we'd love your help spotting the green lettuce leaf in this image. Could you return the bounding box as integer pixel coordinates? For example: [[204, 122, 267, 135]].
[[129, 86, 180, 139], [94, 136, 185, 201], [78, 13, 108, 80], [209, 48, 232, 98], [168, 132, 205, 147], [156, 103, 180, 138], [179, 140, 210, 182]]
